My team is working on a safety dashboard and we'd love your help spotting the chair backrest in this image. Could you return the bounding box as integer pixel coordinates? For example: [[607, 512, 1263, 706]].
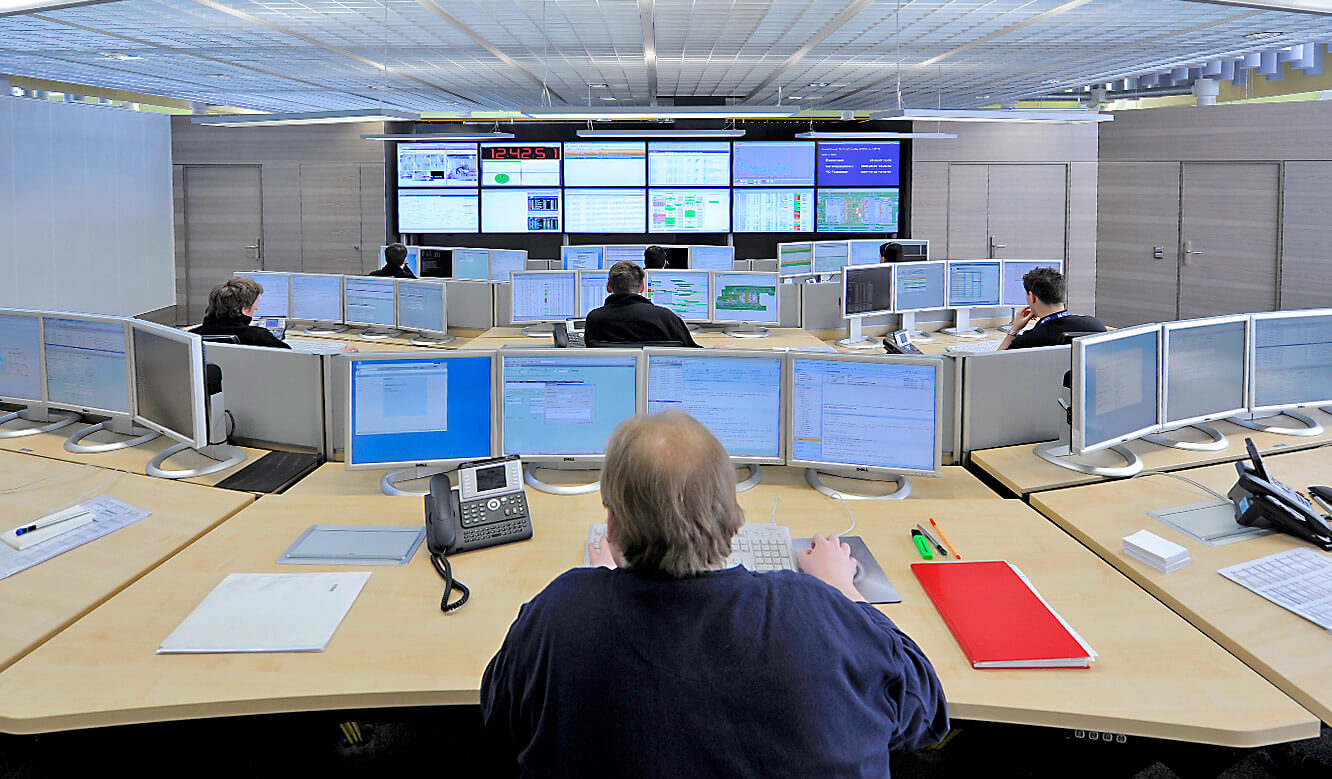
[[200, 334, 241, 344], [587, 339, 685, 349]]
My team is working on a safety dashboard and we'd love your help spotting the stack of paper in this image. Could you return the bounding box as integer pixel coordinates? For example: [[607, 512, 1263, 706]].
[[1123, 530, 1191, 573]]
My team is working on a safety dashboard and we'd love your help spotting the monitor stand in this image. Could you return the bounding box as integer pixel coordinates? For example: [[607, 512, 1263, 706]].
[[521, 323, 555, 338], [941, 309, 985, 338], [835, 317, 880, 350], [524, 462, 601, 495], [736, 464, 763, 492], [303, 321, 347, 334], [1230, 411, 1323, 437], [898, 312, 933, 342], [0, 406, 79, 439], [804, 468, 911, 500], [65, 418, 160, 453], [1142, 423, 1228, 451], [409, 331, 457, 346], [357, 326, 401, 340], [146, 443, 247, 480], [379, 464, 450, 497], [724, 323, 771, 339], [1033, 422, 1142, 477]]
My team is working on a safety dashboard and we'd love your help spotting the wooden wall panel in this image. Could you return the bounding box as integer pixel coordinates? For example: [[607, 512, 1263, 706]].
[[1100, 102, 1332, 163], [1178, 162, 1279, 319], [908, 161, 948, 249], [298, 163, 362, 275], [360, 162, 386, 273], [1279, 161, 1332, 310], [1067, 162, 1097, 315], [946, 164, 989, 259], [1095, 162, 1180, 327], [911, 121, 1098, 163]]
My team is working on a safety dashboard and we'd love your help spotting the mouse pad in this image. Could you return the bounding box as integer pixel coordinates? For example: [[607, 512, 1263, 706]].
[[791, 536, 901, 604]]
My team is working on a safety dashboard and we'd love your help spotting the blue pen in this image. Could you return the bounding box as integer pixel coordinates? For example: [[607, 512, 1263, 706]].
[[15, 510, 89, 536]]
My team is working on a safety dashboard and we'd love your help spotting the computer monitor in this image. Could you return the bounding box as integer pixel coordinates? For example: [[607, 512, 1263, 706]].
[[41, 314, 131, 419], [234, 272, 290, 318], [289, 273, 345, 331], [1071, 325, 1161, 455], [732, 141, 815, 187], [130, 320, 207, 449], [578, 270, 610, 318], [379, 245, 421, 277], [816, 141, 901, 187], [777, 242, 813, 277], [489, 249, 528, 282], [842, 264, 895, 319], [604, 245, 648, 267], [649, 189, 730, 232], [1249, 309, 1332, 414], [850, 238, 928, 265], [451, 248, 491, 280], [481, 189, 562, 233], [645, 270, 712, 323], [343, 276, 398, 336], [732, 188, 815, 233], [946, 260, 1003, 308], [689, 245, 734, 271], [481, 142, 561, 186], [787, 353, 942, 498], [395, 279, 453, 346], [892, 261, 947, 313], [711, 271, 779, 337], [510, 271, 578, 324], [562, 141, 647, 187], [419, 247, 453, 278], [562, 245, 605, 271], [564, 189, 648, 233], [815, 189, 900, 233], [396, 190, 480, 233], [647, 141, 730, 187], [659, 245, 690, 270], [1157, 315, 1247, 445], [395, 141, 479, 187], [0, 309, 44, 406], [1001, 259, 1063, 307], [847, 240, 882, 266], [813, 241, 851, 275]]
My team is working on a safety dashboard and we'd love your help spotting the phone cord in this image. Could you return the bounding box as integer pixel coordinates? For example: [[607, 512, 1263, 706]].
[[431, 553, 470, 613]]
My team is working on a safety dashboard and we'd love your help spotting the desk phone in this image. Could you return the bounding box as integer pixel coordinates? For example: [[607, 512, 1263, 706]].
[[883, 329, 923, 355], [257, 316, 287, 341]]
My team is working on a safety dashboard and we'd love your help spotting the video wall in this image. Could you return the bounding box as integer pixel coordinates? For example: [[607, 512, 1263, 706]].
[[394, 139, 903, 237]]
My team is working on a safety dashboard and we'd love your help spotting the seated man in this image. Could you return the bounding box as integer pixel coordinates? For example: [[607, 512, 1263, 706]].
[[880, 241, 904, 263], [585, 260, 700, 347], [1001, 266, 1105, 350], [481, 411, 949, 776], [643, 244, 668, 270], [191, 276, 290, 349], [367, 243, 416, 278]]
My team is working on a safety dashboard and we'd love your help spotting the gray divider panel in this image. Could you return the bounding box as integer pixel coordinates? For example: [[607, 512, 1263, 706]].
[[752, 258, 778, 272], [731, 259, 752, 271], [958, 344, 1070, 461], [778, 283, 801, 328], [444, 279, 496, 329], [800, 281, 844, 331], [493, 281, 513, 327], [327, 353, 349, 461], [525, 258, 557, 270], [203, 342, 326, 455]]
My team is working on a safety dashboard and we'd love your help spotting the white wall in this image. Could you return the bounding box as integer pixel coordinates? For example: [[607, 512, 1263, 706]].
[[0, 97, 174, 316]]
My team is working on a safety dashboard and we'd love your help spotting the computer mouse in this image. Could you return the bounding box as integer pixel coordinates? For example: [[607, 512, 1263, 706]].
[[791, 537, 860, 578]]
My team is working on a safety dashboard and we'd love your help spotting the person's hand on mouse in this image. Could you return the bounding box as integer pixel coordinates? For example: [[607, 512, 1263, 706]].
[[799, 533, 865, 602]]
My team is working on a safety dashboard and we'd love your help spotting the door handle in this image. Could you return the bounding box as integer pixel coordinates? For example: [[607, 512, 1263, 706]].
[[989, 236, 1006, 257], [1182, 240, 1203, 265]]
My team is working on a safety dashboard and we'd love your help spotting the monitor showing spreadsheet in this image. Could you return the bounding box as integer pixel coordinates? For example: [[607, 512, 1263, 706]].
[[42, 315, 131, 416], [343, 276, 397, 327], [235, 272, 290, 318], [131, 320, 206, 448], [892, 261, 947, 312], [604, 245, 648, 267], [732, 188, 815, 233], [732, 142, 815, 187], [787, 354, 941, 476], [346, 353, 495, 470], [563, 189, 648, 233], [578, 270, 610, 317], [379, 245, 421, 277], [813, 241, 851, 274], [816, 189, 900, 233], [1001, 260, 1063, 307], [711, 272, 779, 325], [396, 142, 479, 188], [451, 248, 490, 280], [510, 271, 578, 323], [647, 142, 730, 186], [289, 273, 344, 323], [848, 240, 882, 265], [500, 350, 641, 462], [489, 249, 527, 282], [1162, 315, 1248, 427], [563, 142, 647, 187], [778, 242, 813, 277], [645, 349, 784, 463], [689, 245, 734, 271], [0, 309, 43, 403], [646, 270, 712, 323], [842, 264, 895, 318], [1072, 325, 1161, 454], [947, 260, 1002, 308], [481, 189, 561, 232], [1249, 309, 1332, 412], [562, 245, 604, 271], [396, 190, 479, 233], [816, 142, 901, 187], [480, 143, 561, 187], [395, 279, 448, 335], [649, 189, 730, 232]]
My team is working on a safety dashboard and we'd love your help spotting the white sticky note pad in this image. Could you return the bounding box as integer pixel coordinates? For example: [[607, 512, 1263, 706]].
[[1123, 529, 1189, 563]]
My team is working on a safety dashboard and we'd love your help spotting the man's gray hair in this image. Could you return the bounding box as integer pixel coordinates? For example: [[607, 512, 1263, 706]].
[[607, 260, 646, 295], [602, 410, 744, 578]]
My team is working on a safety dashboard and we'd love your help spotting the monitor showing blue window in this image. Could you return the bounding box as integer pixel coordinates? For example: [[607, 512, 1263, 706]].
[[396, 280, 447, 334], [235, 272, 290, 318], [1163, 318, 1247, 426], [849, 240, 882, 265], [490, 249, 527, 282], [0, 312, 42, 403], [604, 245, 648, 267], [813, 241, 851, 274], [893, 261, 947, 312], [816, 142, 901, 186], [1077, 327, 1160, 453], [563, 246, 604, 271], [578, 271, 610, 317], [690, 245, 734, 271], [343, 277, 396, 327], [646, 270, 711, 322], [947, 261, 1002, 308], [511, 272, 577, 322], [646, 352, 783, 461], [501, 353, 640, 458], [348, 355, 493, 468], [732, 141, 815, 187], [452, 249, 490, 280], [290, 274, 344, 322], [42, 317, 130, 414], [1001, 260, 1062, 307], [1250, 311, 1332, 411]]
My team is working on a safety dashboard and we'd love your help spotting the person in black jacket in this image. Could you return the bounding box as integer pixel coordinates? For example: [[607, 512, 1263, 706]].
[[643, 245, 668, 270], [1001, 266, 1106, 350], [585, 261, 700, 347], [880, 241, 904, 263], [368, 243, 416, 278], [191, 276, 291, 349]]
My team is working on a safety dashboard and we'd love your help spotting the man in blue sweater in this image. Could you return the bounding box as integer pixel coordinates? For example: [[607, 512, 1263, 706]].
[[481, 410, 949, 777]]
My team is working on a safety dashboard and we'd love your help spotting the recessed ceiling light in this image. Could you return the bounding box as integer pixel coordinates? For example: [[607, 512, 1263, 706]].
[[587, 83, 609, 88], [787, 96, 804, 101], [598, 96, 617, 101], [808, 82, 828, 87], [97, 51, 142, 61], [206, 74, 230, 79], [1243, 31, 1286, 39], [977, 95, 992, 99]]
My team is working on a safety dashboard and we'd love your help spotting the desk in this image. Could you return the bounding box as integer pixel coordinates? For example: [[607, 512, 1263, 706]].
[[0, 476, 1314, 744], [284, 328, 486, 351], [1030, 445, 1332, 726], [0, 450, 253, 673], [465, 326, 828, 351], [971, 410, 1332, 497]]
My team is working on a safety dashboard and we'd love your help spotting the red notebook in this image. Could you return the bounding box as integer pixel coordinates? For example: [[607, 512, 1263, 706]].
[[911, 560, 1096, 669]]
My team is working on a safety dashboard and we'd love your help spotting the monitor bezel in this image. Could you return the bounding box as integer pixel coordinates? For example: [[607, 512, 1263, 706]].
[[288, 272, 346, 324], [393, 278, 449, 335], [129, 319, 207, 449], [488, 249, 529, 282], [945, 259, 1004, 309], [561, 245, 606, 271], [999, 258, 1064, 308], [1160, 313, 1250, 428], [776, 240, 815, 278], [687, 244, 735, 271], [498, 348, 643, 464], [0, 308, 47, 406], [841, 263, 896, 320], [341, 275, 399, 329], [39, 312, 136, 420], [343, 350, 498, 471], [891, 260, 948, 313], [1248, 308, 1332, 413], [509, 270, 579, 324], [645, 269, 713, 324], [709, 270, 781, 327], [235, 271, 292, 318], [1071, 324, 1163, 455], [784, 351, 943, 478]]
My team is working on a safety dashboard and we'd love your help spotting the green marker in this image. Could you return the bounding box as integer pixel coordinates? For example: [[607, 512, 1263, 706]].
[[911, 530, 934, 560]]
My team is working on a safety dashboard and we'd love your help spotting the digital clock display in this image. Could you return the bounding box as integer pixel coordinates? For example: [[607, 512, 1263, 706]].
[[482, 145, 561, 161]]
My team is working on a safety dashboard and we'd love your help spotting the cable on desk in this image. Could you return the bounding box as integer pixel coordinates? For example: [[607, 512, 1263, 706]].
[[0, 464, 88, 493], [836, 495, 857, 538], [1132, 469, 1229, 503], [430, 553, 470, 613]]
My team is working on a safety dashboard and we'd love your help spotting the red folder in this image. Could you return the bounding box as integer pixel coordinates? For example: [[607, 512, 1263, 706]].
[[911, 560, 1095, 669]]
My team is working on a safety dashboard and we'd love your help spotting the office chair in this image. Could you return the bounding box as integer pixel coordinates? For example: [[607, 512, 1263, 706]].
[[587, 339, 687, 348], [199, 334, 241, 344]]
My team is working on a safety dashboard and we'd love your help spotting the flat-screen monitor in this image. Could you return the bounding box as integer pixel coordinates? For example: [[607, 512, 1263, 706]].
[[510, 271, 577, 323], [1162, 315, 1248, 427], [1249, 309, 1332, 412], [500, 350, 641, 462], [235, 272, 290, 318], [816, 142, 901, 187], [489, 249, 527, 282], [777, 242, 813, 277], [131, 320, 206, 448], [563, 142, 647, 187], [660, 245, 690, 269], [379, 245, 421, 277], [451, 248, 490, 280], [646, 270, 712, 323], [0, 309, 44, 404], [649, 188, 730, 232], [397, 190, 480, 233], [562, 245, 605, 271], [480, 143, 561, 186], [645, 348, 784, 463], [893, 261, 947, 312], [813, 241, 851, 274], [419, 247, 452, 278], [343, 276, 397, 327], [1001, 259, 1063, 307], [787, 353, 941, 476], [947, 260, 1002, 308], [732, 188, 815, 233], [578, 270, 610, 317], [1071, 325, 1161, 454], [842, 264, 895, 318], [345, 352, 495, 470], [564, 189, 648, 233], [647, 141, 730, 186], [711, 271, 779, 326], [816, 188, 900, 233], [395, 279, 448, 335], [689, 245, 734, 271], [42, 315, 131, 416], [732, 141, 815, 187], [481, 188, 561, 232], [396, 142, 479, 188], [848, 239, 882, 265], [604, 245, 648, 267], [290, 273, 344, 322]]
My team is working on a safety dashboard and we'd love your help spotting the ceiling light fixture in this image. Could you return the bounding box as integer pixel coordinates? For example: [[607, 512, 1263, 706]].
[[808, 82, 829, 87], [0, 0, 123, 16], [1243, 30, 1289, 38], [193, 109, 421, 127], [362, 131, 516, 141], [575, 129, 747, 138], [522, 105, 799, 120], [869, 108, 1113, 123], [587, 83, 609, 88], [794, 131, 958, 139], [599, 96, 617, 101]]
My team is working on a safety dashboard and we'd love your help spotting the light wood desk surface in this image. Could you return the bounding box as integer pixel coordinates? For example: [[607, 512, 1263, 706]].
[[971, 410, 1332, 497], [284, 327, 487, 351], [0, 450, 253, 674], [1030, 444, 1332, 726], [0, 475, 1315, 744], [466, 326, 828, 351]]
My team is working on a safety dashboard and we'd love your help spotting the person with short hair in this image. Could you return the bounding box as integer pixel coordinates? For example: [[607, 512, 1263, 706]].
[[643, 245, 669, 270], [481, 411, 949, 776], [584, 260, 700, 347], [1001, 266, 1105, 350], [880, 242, 905, 263], [190, 276, 290, 349], [368, 243, 416, 278]]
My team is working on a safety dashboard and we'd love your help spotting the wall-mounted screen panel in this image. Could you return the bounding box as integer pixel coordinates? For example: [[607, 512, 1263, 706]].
[[563, 142, 646, 186], [733, 188, 814, 233], [650, 189, 730, 233], [817, 142, 901, 187], [647, 142, 730, 186], [396, 142, 479, 188], [816, 189, 900, 233], [481, 189, 561, 233], [397, 190, 479, 233], [732, 141, 815, 186], [480, 143, 561, 186], [564, 189, 648, 233]]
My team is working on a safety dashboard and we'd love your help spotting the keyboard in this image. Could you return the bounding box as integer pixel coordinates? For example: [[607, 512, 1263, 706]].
[[284, 338, 347, 355], [584, 522, 799, 572], [945, 339, 1003, 355], [1219, 548, 1332, 630]]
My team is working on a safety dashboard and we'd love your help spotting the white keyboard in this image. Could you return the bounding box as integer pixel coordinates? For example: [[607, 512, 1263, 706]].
[[945, 339, 1003, 355], [584, 522, 799, 572], [284, 338, 347, 355], [1219, 548, 1332, 630]]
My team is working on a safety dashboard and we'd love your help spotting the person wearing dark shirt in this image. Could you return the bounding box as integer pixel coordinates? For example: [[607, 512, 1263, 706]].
[[585, 260, 700, 347], [190, 276, 290, 349], [481, 411, 949, 777], [367, 243, 416, 278], [880, 241, 904, 263], [643, 244, 668, 269], [1001, 266, 1106, 350]]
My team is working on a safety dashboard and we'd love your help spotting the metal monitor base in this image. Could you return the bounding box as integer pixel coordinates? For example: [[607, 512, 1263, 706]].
[[1033, 442, 1143, 477], [521, 323, 555, 338], [835, 336, 880, 349], [805, 469, 911, 500], [524, 463, 600, 495], [941, 326, 986, 338], [0, 408, 79, 438], [357, 327, 401, 340], [304, 322, 348, 334], [736, 464, 762, 492], [65, 421, 160, 453], [409, 332, 456, 346], [380, 465, 450, 497], [837, 318, 881, 349], [1230, 411, 1323, 437], [146, 443, 247, 480], [725, 324, 771, 339], [1142, 423, 1228, 452]]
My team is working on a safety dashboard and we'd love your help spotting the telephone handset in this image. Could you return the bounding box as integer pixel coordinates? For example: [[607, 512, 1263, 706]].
[[1227, 439, 1332, 551], [883, 329, 923, 355]]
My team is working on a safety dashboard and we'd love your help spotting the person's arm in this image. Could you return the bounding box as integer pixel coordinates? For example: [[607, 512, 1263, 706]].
[[1000, 306, 1034, 351], [253, 328, 292, 349], [798, 533, 864, 601], [866, 611, 951, 751]]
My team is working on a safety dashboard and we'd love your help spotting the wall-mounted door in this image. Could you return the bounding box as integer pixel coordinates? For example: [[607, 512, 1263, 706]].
[[946, 163, 1068, 260], [299, 163, 363, 275], [1095, 162, 1181, 327], [1178, 162, 1280, 319], [182, 164, 263, 324]]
